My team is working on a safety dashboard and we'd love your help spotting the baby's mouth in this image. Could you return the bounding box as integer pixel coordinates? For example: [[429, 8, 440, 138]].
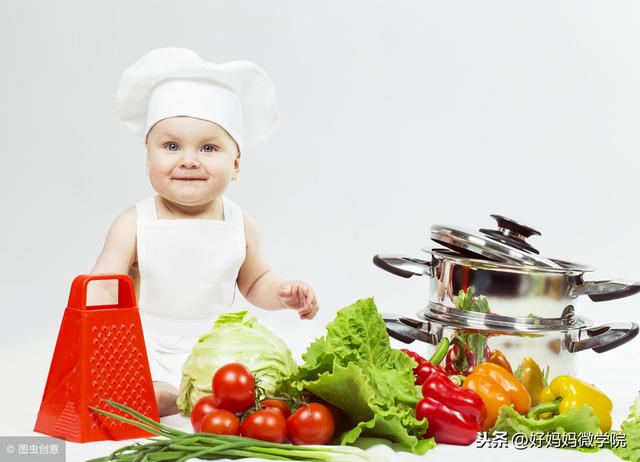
[[171, 177, 208, 181]]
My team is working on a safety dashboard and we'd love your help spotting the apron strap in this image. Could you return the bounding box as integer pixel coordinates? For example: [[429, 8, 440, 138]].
[[221, 195, 244, 227], [136, 196, 158, 222]]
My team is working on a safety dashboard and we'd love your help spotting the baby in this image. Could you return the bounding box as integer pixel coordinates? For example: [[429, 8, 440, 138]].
[[90, 48, 318, 416]]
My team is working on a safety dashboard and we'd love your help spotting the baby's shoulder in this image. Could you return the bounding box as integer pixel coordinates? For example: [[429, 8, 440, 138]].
[[240, 210, 263, 249], [241, 209, 258, 233], [107, 206, 137, 238], [116, 206, 137, 225]]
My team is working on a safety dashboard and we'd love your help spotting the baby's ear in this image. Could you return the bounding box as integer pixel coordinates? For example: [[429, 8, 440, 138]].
[[144, 158, 150, 176], [231, 155, 241, 181]]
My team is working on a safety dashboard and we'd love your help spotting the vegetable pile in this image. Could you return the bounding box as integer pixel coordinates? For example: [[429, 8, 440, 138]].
[[91, 294, 640, 461]]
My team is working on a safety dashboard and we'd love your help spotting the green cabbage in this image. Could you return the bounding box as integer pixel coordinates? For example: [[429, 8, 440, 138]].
[[176, 311, 298, 415]]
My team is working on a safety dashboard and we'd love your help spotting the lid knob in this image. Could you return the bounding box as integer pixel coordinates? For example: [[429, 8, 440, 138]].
[[479, 215, 541, 254]]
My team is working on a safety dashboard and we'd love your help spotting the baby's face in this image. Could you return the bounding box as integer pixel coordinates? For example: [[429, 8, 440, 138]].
[[145, 116, 240, 206]]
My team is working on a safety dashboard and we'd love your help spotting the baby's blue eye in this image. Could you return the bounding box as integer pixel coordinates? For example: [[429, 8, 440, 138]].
[[165, 143, 179, 152], [201, 145, 217, 153]]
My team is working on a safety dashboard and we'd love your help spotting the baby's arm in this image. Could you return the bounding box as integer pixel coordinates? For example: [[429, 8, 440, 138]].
[[88, 207, 137, 304], [237, 212, 318, 320]]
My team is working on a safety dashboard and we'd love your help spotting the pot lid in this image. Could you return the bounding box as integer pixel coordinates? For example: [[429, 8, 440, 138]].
[[431, 214, 591, 271]]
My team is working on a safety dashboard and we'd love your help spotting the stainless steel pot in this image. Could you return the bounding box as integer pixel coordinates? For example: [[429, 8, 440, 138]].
[[374, 214, 640, 319], [383, 304, 638, 378]]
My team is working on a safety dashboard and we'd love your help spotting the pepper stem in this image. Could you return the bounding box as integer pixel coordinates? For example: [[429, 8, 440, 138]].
[[428, 337, 450, 365]]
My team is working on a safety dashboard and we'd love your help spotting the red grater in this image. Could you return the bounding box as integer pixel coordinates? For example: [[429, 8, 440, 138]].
[[34, 274, 160, 442]]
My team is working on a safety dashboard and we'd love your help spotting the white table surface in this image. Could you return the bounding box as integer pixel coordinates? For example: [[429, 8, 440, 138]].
[[1, 329, 635, 461]]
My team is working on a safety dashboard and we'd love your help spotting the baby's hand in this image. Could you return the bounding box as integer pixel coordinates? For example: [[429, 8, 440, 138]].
[[277, 281, 319, 320]]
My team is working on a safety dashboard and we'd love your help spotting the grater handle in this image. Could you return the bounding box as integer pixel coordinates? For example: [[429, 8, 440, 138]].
[[67, 274, 136, 310]]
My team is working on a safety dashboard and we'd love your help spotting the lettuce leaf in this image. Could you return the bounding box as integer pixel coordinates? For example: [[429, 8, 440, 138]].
[[280, 297, 434, 455], [491, 404, 601, 436], [611, 393, 640, 461]]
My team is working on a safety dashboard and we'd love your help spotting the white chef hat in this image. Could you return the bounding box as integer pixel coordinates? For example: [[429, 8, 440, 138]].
[[116, 47, 279, 153]]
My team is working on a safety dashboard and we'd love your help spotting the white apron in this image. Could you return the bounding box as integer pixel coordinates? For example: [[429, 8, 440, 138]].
[[136, 195, 246, 388]]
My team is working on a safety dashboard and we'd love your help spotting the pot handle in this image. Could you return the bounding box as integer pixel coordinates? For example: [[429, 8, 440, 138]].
[[373, 254, 433, 279], [382, 314, 417, 343], [569, 280, 640, 302], [568, 322, 639, 353], [385, 323, 418, 344]]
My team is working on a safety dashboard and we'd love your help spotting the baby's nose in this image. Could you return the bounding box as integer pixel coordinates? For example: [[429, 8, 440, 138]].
[[180, 155, 200, 168]]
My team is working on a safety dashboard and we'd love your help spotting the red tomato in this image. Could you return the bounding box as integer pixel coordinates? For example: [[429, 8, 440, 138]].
[[287, 403, 335, 445], [260, 399, 291, 419], [212, 363, 256, 413], [199, 409, 240, 435], [240, 409, 287, 443], [190, 395, 218, 432]]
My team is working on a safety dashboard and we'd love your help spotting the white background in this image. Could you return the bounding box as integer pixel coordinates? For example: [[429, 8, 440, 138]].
[[1, 1, 638, 460]]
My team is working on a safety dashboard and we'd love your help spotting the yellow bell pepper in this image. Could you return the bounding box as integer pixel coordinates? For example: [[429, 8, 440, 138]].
[[518, 356, 545, 406], [540, 376, 612, 431]]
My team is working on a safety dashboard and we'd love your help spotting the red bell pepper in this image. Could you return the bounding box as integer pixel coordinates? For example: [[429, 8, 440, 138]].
[[401, 348, 426, 374], [414, 362, 447, 385], [416, 372, 485, 445], [401, 348, 426, 365]]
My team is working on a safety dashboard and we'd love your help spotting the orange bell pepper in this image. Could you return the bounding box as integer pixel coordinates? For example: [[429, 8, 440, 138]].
[[463, 362, 531, 430], [486, 349, 512, 374]]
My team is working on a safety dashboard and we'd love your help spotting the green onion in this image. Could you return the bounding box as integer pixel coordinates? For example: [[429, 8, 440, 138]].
[[87, 400, 381, 462]]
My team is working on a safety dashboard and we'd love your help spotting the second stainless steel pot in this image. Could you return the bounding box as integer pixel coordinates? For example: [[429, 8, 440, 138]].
[[383, 305, 638, 379]]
